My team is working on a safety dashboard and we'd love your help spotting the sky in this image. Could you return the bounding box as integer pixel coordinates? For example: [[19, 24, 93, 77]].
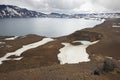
[[0, 0, 120, 13]]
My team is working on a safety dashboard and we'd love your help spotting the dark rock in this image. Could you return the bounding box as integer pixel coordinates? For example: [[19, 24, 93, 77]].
[[71, 42, 81, 46], [92, 69, 101, 75], [103, 58, 118, 72], [92, 58, 120, 75]]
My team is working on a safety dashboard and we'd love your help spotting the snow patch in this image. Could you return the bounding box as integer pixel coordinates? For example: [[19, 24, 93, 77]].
[[10, 57, 23, 61], [0, 38, 54, 64], [106, 56, 113, 59], [58, 40, 99, 64], [112, 25, 120, 27], [6, 45, 12, 48], [5, 36, 18, 40], [0, 42, 5, 44], [6, 7, 21, 16]]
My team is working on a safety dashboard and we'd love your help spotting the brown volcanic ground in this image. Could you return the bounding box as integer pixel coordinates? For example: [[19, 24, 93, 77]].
[[84, 19, 120, 60], [0, 18, 120, 80]]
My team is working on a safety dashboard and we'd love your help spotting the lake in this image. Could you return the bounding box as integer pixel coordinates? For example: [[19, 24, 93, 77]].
[[0, 18, 104, 37]]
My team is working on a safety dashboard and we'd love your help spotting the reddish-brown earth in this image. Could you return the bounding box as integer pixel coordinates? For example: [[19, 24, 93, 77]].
[[85, 19, 120, 60], [0, 18, 120, 80]]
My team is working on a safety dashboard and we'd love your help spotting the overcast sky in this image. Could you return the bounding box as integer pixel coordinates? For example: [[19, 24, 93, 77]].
[[0, 0, 120, 13]]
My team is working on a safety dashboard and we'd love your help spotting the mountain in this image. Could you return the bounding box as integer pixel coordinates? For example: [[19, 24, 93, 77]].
[[0, 5, 47, 18], [48, 12, 70, 18], [73, 13, 120, 19], [0, 5, 120, 18]]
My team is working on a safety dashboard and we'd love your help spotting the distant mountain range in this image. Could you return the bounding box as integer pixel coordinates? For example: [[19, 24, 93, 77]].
[[0, 5, 47, 18], [0, 5, 120, 18]]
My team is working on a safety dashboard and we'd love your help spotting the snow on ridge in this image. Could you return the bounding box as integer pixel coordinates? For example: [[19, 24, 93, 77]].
[[5, 7, 21, 16], [57, 40, 99, 64], [5, 36, 18, 40], [0, 38, 54, 64]]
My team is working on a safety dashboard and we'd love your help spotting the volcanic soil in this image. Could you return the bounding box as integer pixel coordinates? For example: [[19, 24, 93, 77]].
[[0, 18, 120, 80]]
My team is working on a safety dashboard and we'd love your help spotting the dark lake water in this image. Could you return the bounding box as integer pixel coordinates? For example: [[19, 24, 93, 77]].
[[0, 18, 104, 37]]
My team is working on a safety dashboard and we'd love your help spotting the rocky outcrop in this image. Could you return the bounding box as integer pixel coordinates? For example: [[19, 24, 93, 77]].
[[92, 58, 120, 76]]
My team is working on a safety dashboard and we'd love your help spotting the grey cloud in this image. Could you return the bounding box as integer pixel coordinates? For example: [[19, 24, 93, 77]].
[[0, 0, 120, 13], [91, 0, 120, 11]]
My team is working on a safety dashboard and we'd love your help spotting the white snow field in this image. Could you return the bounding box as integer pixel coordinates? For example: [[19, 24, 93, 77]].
[[58, 40, 99, 64], [0, 38, 54, 64]]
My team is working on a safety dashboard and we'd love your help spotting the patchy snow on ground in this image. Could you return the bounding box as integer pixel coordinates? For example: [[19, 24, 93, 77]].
[[106, 56, 113, 59], [0, 38, 54, 64], [112, 25, 120, 27], [0, 42, 5, 44], [6, 45, 12, 48], [10, 57, 23, 61], [5, 36, 18, 40], [58, 40, 99, 64]]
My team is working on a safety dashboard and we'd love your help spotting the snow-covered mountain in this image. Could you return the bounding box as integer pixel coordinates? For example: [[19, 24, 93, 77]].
[[48, 13, 70, 18], [0, 5, 120, 19], [73, 13, 120, 19], [0, 5, 47, 18]]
